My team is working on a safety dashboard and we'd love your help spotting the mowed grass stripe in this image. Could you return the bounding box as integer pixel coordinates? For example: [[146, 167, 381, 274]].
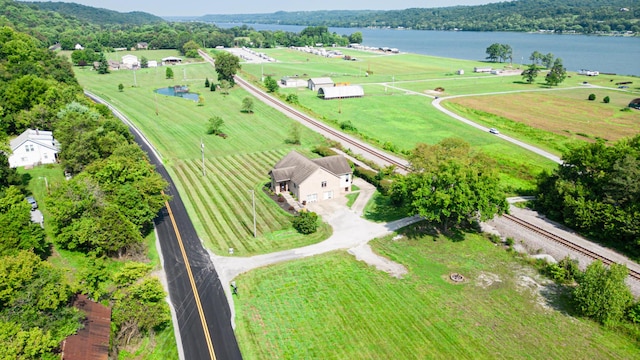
[[184, 160, 255, 243], [211, 156, 284, 234], [175, 161, 238, 247]]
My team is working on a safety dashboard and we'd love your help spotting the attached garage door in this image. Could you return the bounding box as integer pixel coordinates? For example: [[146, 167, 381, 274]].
[[307, 193, 318, 203], [323, 191, 333, 200]]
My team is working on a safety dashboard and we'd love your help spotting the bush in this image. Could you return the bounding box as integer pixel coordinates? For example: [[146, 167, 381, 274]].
[[285, 93, 299, 104], [603, 96, 610, 103], [340, 120, 357, 132], [292, 211, 318, 234], [313, 146, 338, 157], [588, 93, 596, 101]]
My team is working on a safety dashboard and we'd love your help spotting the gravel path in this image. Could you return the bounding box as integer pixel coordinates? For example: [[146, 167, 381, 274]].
[[487, 205, 640, 296]]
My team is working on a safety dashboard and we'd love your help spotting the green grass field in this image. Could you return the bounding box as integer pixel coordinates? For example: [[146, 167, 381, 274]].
[[234, 230, 640, 359], [75, 61, 333, 255]]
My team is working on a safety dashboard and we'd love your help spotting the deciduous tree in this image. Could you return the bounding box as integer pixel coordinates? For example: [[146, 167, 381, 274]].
[[241, 97, 254, 113], [264, 75, 279, 93], [545, 58, 566, 86], [521, 64, 539, 84], [390, 138, 508, 232], [214, 52, 240, 85], [573, 261, 633, 325]]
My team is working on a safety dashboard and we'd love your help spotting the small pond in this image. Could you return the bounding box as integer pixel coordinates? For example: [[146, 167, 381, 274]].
[[155, 86, 200, 101]]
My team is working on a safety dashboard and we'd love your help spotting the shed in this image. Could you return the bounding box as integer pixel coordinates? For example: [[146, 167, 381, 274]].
[[629, 98, 640, 110], [318, 85, 364, 100], [308, 77, 334, 90], [281, 77, 307, 88], [162, 56, 183, 65], [474, 67, 492, 73], [61, 294, 111, 360], [136, 42, 149, 50]]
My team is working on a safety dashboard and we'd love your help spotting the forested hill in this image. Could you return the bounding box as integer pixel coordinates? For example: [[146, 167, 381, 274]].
[[197, 0, 640, 34], [24, 1, 164, 25]]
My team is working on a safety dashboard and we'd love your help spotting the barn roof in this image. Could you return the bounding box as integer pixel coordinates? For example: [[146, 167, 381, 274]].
[[318, 85, 364, 100], [309, 77, 334, 84], [62, 294, 111, 360]]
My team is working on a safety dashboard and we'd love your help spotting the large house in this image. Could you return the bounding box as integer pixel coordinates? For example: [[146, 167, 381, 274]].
[[8, 129, 59, 168], [269, 151, 352, 204]]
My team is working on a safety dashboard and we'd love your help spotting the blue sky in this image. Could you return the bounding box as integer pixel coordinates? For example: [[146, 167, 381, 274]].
[[22, 1, 499, 17]]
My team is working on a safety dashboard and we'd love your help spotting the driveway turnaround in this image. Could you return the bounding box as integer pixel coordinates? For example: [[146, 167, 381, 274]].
[[212, 183, 422, 327]]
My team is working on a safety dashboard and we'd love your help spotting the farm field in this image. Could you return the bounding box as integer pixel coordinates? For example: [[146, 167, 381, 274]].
[[75, 60, 332, 255], [274, 81, 557, 191], [444, 88, 640, 153], [234, 230, 639, 359], [239, 47, 639, 179]]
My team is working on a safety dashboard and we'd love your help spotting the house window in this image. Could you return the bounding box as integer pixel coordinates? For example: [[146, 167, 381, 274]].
[[25, 145, 31, 152], [321, 181, 327, 188]]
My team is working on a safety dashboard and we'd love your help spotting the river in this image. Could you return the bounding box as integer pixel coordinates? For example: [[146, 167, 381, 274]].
[[216, 23, 640, 76]]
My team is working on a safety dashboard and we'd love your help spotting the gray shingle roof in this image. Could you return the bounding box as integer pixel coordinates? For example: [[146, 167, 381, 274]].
[[10, 129, 58, 152], [312, 156, 351, 175], [270, 151, 351, 184]]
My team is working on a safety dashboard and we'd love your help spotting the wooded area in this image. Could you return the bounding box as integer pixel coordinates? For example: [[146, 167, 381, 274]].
[[200, 0, 640, 34]]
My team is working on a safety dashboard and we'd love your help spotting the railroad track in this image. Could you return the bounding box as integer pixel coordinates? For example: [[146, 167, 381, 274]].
[[198, 49, 409, 172], [234, 76, 410, 172], [503, 214, 640, 281]]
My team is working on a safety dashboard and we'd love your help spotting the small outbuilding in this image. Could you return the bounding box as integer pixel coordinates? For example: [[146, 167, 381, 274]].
[[474, 67, 492, 73], [629, 98, 640, 110], [308, 77, 334, 91], [121, 54, 139, 69], [281, 77, 307, 88], [136, 42, 149, 50], [317, 85, 364, 100], [162, 56, 183, 65], [61, 294, 111, 360], [8, 129, 59, 168]]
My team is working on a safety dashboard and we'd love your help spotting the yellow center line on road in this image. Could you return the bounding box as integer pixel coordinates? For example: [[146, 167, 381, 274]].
[[164, 192, 216, 359]]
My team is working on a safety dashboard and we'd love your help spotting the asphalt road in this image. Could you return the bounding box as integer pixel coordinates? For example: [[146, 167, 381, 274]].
[[85, 91, 242, 360]]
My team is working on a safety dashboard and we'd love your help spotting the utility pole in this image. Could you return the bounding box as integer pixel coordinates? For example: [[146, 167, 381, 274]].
[[201, 138, 205, 176], [133, 69, 137, 87], [183, 67, 186, 81], [251, 189, 256, 238]]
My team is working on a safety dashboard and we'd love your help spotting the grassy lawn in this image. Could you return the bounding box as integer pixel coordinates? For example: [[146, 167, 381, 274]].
[[233, 230, 640, 359], [75, 58, 334, 255]]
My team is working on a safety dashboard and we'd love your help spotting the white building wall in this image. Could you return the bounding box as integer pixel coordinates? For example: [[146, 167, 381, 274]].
[[298, 168, 342, 203], [9, 140, 57, 168]]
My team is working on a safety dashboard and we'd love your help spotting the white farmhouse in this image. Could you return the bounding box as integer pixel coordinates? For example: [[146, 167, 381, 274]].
[[8, 129, 59, 168], [121, 54, 139, 69]]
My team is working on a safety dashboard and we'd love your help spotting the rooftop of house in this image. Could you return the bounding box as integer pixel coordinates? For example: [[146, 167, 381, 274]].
[[270, 151, 351, 184]]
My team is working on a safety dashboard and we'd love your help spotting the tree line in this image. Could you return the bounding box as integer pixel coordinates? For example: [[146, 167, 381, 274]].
[[0, 25, 171, 358], [198, 0, 640, 35], [1, 0, 362, 53]]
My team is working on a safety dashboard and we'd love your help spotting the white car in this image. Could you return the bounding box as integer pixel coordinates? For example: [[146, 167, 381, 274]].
[[489, 128, 499, 134]]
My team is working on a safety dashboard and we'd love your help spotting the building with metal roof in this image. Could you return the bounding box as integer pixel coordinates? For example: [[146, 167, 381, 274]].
[[317, 85, 364, 100]]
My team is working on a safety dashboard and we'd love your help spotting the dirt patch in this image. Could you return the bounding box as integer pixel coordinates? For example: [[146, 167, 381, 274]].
[[475, 272, 502, 288], [348, 244, 408, 278]]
